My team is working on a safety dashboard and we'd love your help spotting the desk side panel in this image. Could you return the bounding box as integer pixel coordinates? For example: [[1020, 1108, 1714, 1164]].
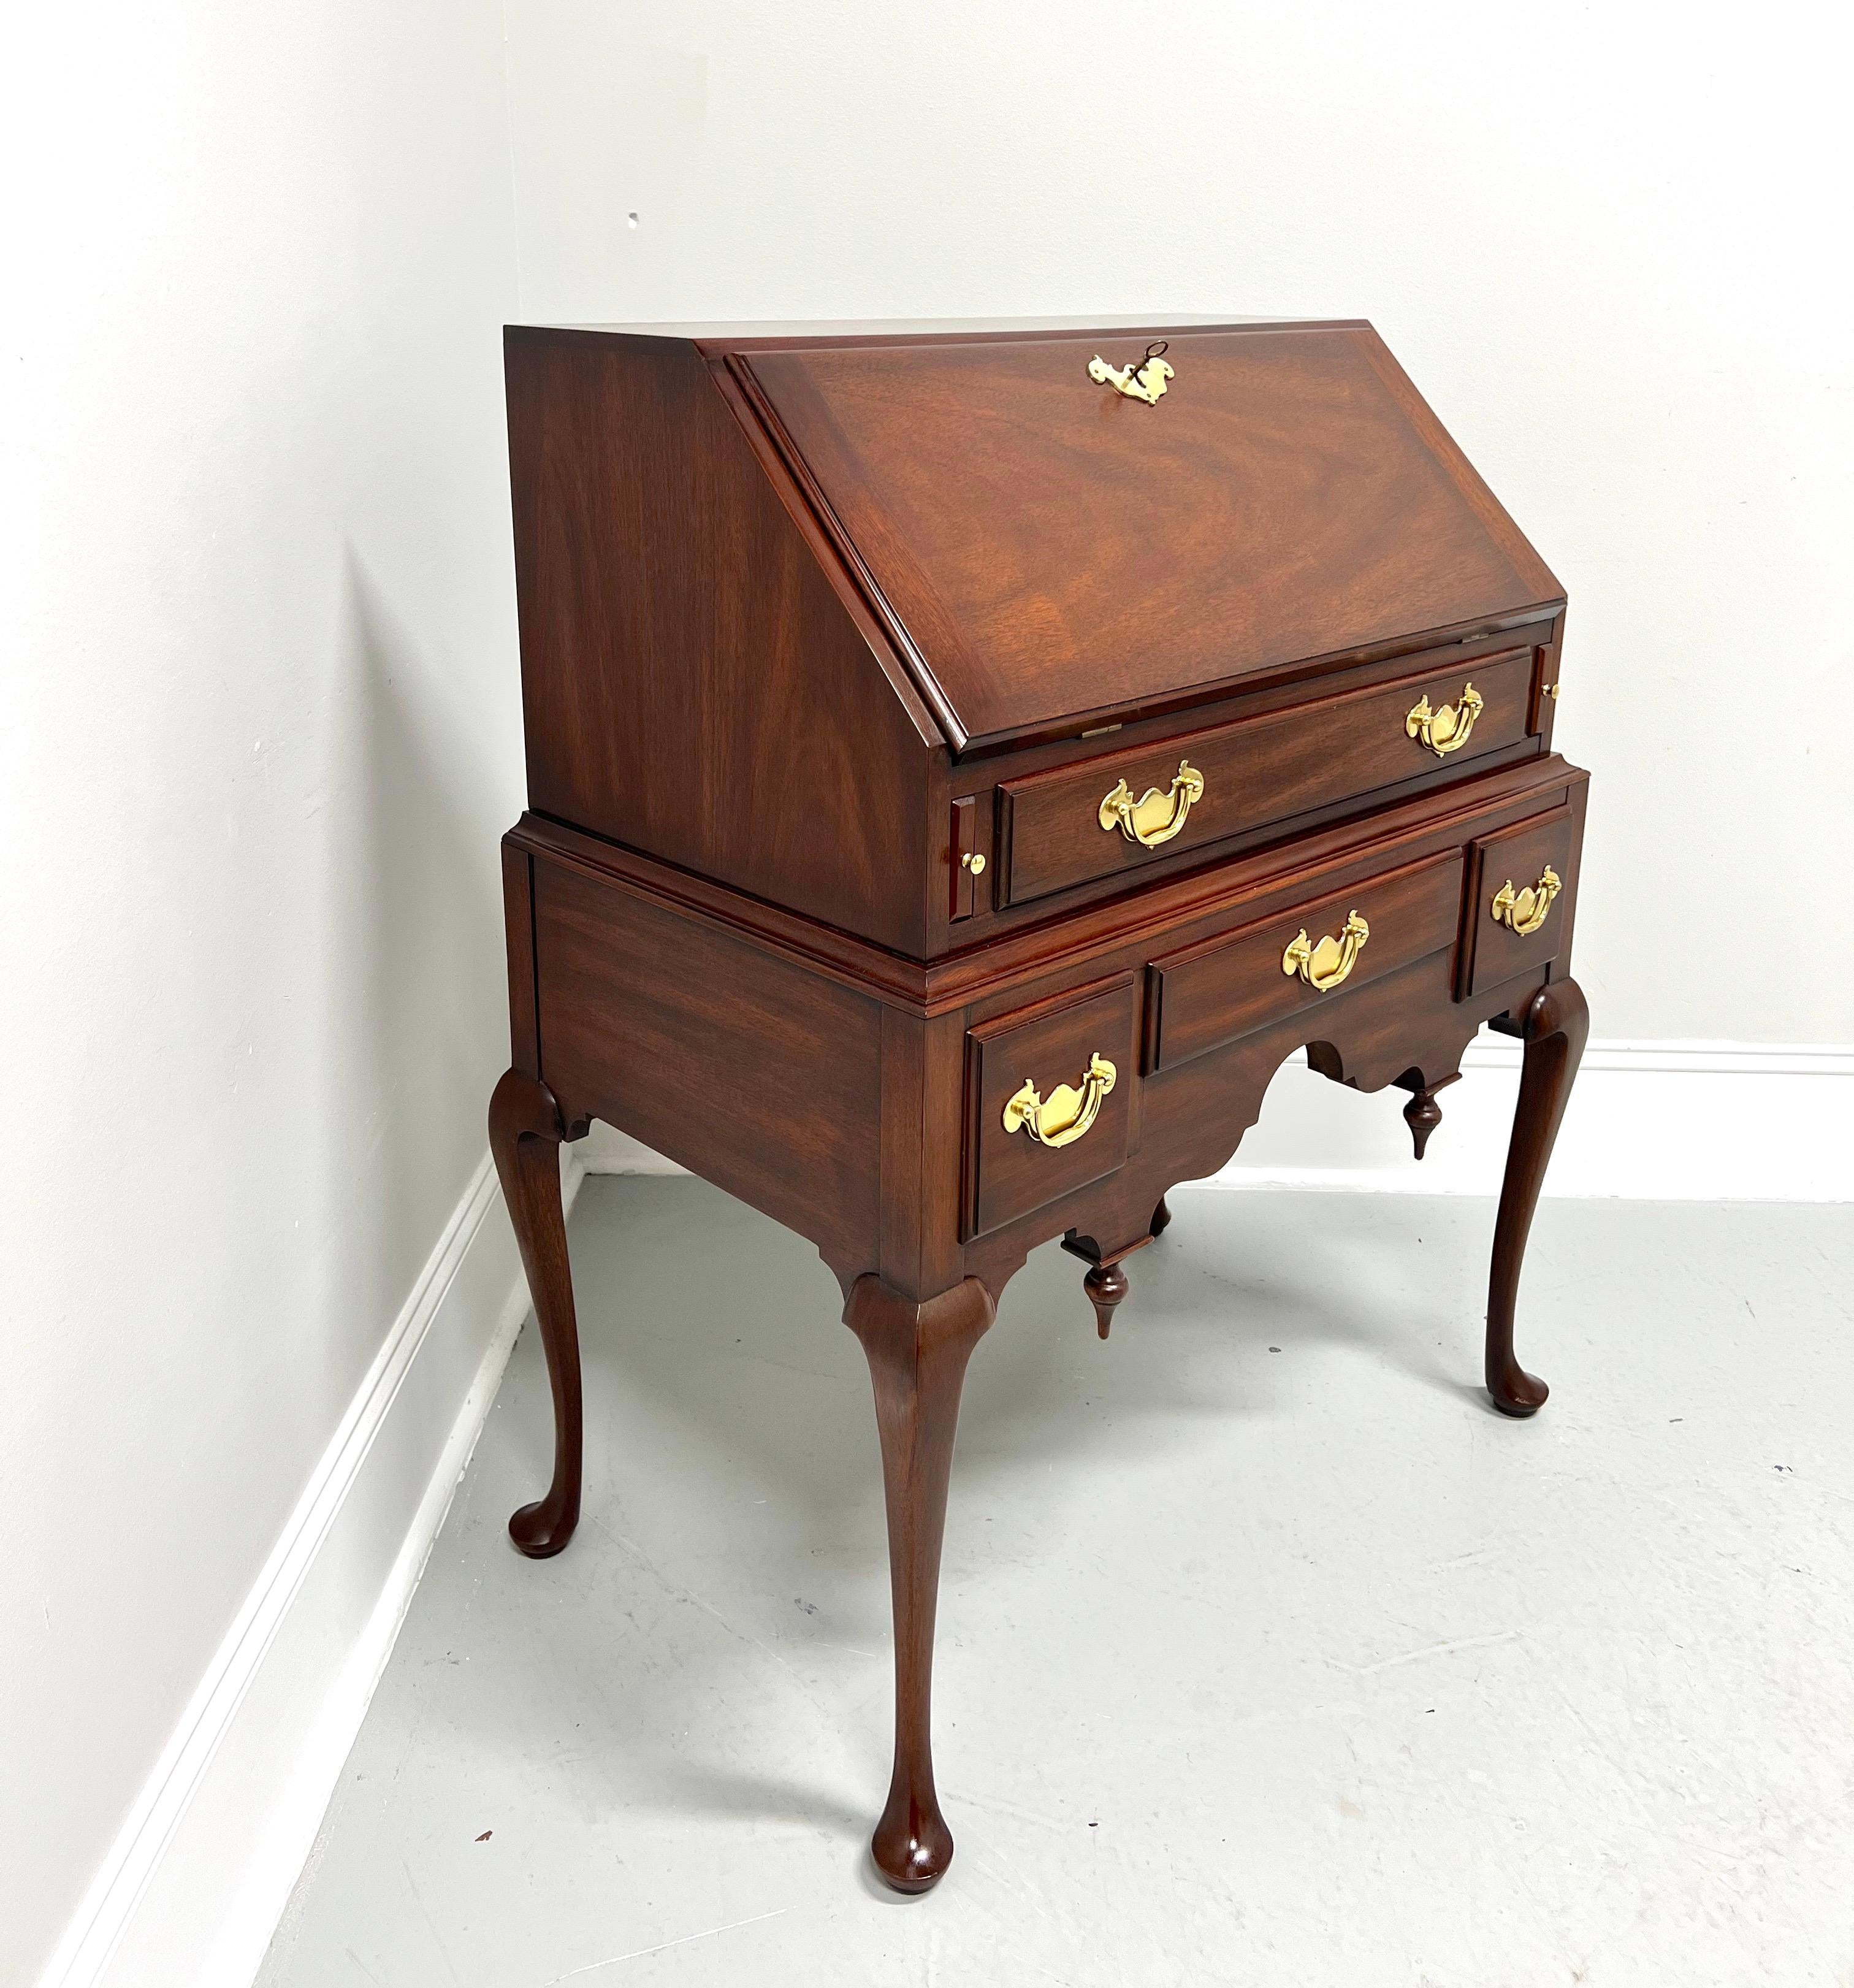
[[506, 329, 936, 955], [533, 857, 883, 1280]]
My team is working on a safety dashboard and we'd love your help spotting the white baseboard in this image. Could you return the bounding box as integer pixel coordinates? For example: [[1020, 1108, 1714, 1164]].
[[1209, 1038, 1853, 1201], [36, 1147, 587, 1988], [581, 1041, 1854, 1202]]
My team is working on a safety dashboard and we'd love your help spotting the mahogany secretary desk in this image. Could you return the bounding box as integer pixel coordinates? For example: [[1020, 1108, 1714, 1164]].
[[489, 317, 1589, 1893]]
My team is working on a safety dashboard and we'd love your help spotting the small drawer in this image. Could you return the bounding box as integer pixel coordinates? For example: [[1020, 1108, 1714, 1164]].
[[1148, 849, 1467, 1074], [964, 974, 1141, 1240], [1461, 807, 1577, 999], [999, 648, 1538, 907]]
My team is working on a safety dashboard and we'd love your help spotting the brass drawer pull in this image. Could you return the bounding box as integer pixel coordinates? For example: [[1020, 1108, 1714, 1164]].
[[1490, 865, 1562, 936], [1099, 759, 1205, 848], [1406, 681, 1484, 757], [1002, 1053, 1118, 1149], [1282, 909, 1370, 993]]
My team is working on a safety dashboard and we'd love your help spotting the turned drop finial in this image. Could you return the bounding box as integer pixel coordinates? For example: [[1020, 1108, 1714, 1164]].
[[1403, 1086, 1444, 1160], [1083, 1260, 1129, 1339], [1395, 1069, 1459, 1161]]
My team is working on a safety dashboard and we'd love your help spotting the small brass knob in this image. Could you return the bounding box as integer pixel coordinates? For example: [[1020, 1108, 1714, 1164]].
[[962, 852, 986, 875]]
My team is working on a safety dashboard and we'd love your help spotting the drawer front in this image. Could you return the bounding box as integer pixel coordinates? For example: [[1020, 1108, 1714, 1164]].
[[964, 975, 1141, 1240], [1148, 849, 1467, 1074], [1462, 806, 1577, 998], [1001, 648, 1536, 908]]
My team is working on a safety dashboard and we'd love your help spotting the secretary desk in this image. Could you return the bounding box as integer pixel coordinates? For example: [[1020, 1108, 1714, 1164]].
[[488, 316, 1589, 1892]]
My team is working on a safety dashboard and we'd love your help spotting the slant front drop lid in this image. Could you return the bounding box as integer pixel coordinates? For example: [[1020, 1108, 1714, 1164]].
[[491, 314, 1590, 1898], [734, 324, 1561, 747]]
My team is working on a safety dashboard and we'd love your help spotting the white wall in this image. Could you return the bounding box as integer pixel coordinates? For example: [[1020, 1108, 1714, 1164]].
[[0, 5, 521, 1981], [4, 2, 1850, 1982], [504, 0, 1854, 1046]]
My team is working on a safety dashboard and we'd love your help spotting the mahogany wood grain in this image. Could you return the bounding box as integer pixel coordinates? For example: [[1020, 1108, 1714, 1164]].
[[489, 1068, 585, 1558], [531, 858, 883, 1286], [948, 795, 980, 922], [930, 760, 1579, 1023], [959, 954, 1526, 1299], [940, 624, 1555, 960], [506, 772, 1582, 1309], [1146, 849, 1467, 1074], [1485, 977, 1589, 1416], [504, 329, 936, 955], [493, 316, 1589, 1900], [738, 324, 1562, 749], [1083, 1260, 1129, 1339], [1058, 1227, 1153, 1340], [1461, 804, 1581, 999], [844, 1274, 997, 1892], [963, 974, 1141, 1240], [1532, 610, 1567, 744], [502, 843, 540, 1079], [1394, 1070, 1460, 1160], [1001, 646, 1536, 907], [967, 621, 1555, 789], [508, 754, 1582, 1019], [875, 1006, 971, 1304]]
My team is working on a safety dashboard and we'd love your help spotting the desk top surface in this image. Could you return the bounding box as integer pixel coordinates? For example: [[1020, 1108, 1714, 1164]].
[[532, 313, 1295, 341]]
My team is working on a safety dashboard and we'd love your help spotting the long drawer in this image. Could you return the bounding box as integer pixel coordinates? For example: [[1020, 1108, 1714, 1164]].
[[999, 647, 1537, 907]]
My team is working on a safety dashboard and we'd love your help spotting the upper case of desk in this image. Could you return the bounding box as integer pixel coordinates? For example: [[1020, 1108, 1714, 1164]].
[[730, 322, 1562, 751], [504, 317, 1562, 958]]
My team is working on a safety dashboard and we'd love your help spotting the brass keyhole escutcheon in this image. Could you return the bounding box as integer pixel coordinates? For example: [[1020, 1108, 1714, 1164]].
[[1087, 340, 1173, 405]]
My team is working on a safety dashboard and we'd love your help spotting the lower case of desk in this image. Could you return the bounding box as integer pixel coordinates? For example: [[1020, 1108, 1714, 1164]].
[[490, 757, 1589, 1892]]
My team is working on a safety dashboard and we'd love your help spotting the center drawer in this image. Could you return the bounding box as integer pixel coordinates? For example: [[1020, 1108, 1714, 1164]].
[[1146, 848, 1467, 1074], [999, 647, 1536, 908]]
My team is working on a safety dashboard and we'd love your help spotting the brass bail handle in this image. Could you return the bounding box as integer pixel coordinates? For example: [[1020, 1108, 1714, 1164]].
[[1099, 759, 1205, 848], [1490, 865, 1562, 936], [1281, 909, 1370, 993], [1406, 681, 1484, 757], [1088, 340, 1173, 405], [1002, 1053, 1118, 1149]]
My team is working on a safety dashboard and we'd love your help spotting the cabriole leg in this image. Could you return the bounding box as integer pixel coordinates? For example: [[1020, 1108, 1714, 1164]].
[[489, 1068, 585, 1558], [844, 1274, 996, 1893], [1486, 978, 1589, 1417]]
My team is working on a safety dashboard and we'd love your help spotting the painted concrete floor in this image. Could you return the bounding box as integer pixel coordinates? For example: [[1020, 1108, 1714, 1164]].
[[260, 1180, 1854, 1988]]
